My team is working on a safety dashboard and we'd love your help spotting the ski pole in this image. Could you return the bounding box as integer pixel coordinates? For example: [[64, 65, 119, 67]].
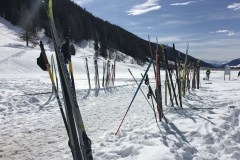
[[128, 69, 155, 112], [115, 59, 153, 135], [141, 74, 168, 124], [39, 41, 70, 136]]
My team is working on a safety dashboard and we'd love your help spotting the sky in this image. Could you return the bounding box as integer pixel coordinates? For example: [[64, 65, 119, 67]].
[[73, 0, 240, 62]]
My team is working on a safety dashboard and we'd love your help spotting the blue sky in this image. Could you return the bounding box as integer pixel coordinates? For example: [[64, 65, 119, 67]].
[[74, 0, 240, 61]]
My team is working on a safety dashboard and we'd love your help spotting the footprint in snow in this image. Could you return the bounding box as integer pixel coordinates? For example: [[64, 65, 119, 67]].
[[28, 97, 40, 103]]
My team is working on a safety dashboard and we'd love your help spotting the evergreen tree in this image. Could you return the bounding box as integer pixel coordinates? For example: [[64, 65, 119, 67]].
[[20, 27, 40, 47], [99, 35, 107, 58], [94, 36, 99, 58]]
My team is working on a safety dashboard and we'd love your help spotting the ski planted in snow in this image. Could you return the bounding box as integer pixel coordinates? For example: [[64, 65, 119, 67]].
[[43, 0, 93, 159], [85, 57, 91, 89], [181, 43, 189, 97], [155, 39, 164, 121], [164, 47, 179, 107], [173, 44, 182, 108]]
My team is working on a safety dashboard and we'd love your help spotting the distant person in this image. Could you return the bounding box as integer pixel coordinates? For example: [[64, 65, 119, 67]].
[[238, 71, 240, 77], [206, 68, 211, 80]]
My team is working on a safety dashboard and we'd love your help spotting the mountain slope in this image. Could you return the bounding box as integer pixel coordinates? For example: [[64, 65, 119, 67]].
[[221, 58, 240, 67], [0, 16, 145, 79], [201, 59, 228, 67], [0, 0, 213, 67]]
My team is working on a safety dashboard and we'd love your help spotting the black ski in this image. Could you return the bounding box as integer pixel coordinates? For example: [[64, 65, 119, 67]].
[[164, 47, 179, 107], [173, 44, 182, 108], [43, 1, 92, 159]]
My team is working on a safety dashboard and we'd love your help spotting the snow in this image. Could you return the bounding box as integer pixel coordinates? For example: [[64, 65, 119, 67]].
[[0, 17, 240, 160]]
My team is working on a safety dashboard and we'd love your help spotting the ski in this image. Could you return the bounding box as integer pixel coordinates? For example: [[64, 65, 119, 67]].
[[192, 60, 196, 90], [112, 59, 116, 85], [155, 39, 163, 121], [102, 60, 106, 87], [196, 60, 200, 89], [85, 57, 91, 89], [181, 43, 189, 97], [164, 47, 179, 107], [94, 35, 100, 91], [51, 55, 59, 91], [105, 59, 110, 87], [173, 44, 182, 108], [43, 1, 92, 159], [162, 46, 174, 107], [186, 63, 191, 92]]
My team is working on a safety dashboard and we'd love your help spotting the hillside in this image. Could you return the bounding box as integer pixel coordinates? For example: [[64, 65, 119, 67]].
[[0, 0, 213, 67], [0, 16, 142, 77], [221, 58, 240, 68]]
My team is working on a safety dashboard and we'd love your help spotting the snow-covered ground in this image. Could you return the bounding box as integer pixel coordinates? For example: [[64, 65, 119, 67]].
[[0, 17, 240, 160]]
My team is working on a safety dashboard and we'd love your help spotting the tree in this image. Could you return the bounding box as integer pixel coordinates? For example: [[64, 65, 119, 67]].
[[20, 27, 40, 47], [18, 5, 40, 47], [100, 39, 107, 58], [94, 36, 99, 58], [99, 32, 108, 58]]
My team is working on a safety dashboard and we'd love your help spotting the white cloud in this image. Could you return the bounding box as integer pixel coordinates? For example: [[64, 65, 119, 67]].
[[215, 30, 229, 33], [156, 36, 181, 43], [227, 32, 237, 36], [227, 3, 240, 11], [75, 0, 93, 6], [127, 0, 161, 16], [170, 1, 196, 6], [174, 38, 240, 61], [163, 20, 187, 25], [212, 30, 237, 36]]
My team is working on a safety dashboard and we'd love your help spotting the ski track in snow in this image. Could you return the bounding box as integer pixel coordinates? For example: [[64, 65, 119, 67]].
[[0, 17, 240, 160]]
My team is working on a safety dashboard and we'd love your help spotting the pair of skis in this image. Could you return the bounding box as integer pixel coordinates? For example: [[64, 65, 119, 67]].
[[173, 44, 182, 108], [42, 0, 93, 159], [147, 36, 164, 122], [163, 45, 180, 108], [102, 58, 116, 87]]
